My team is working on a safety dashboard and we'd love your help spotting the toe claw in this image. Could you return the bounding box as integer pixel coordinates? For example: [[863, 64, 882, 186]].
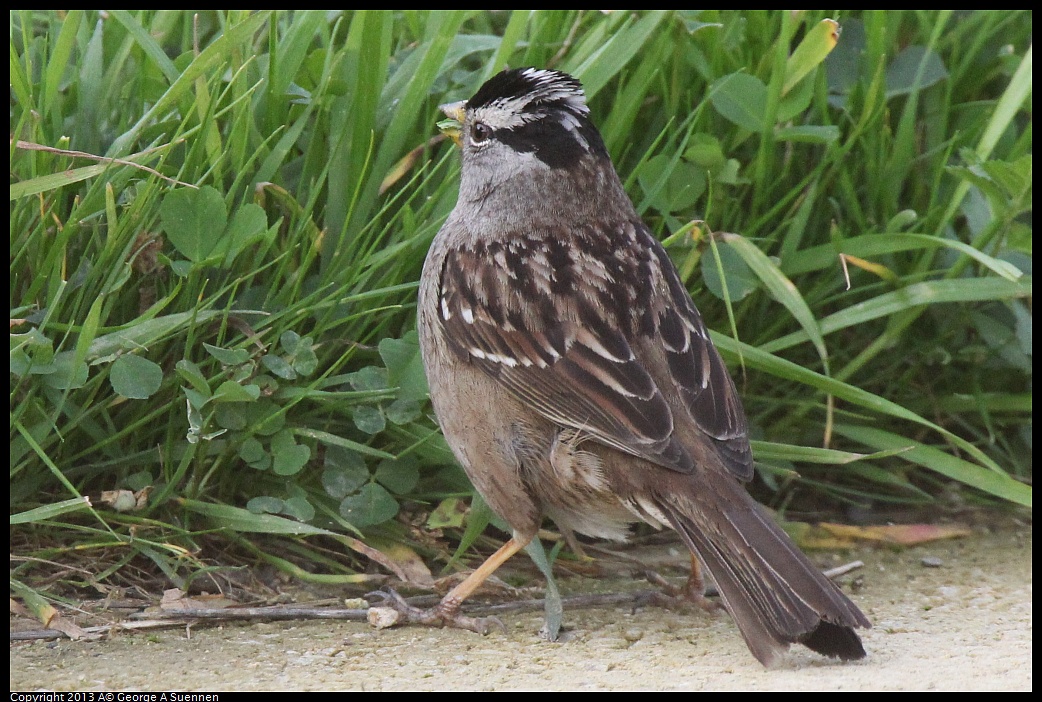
[[639, 569, 722, 613], [364, 590, 389, 606], [364, 588, 408, 608], [468, 615, 505, 635]]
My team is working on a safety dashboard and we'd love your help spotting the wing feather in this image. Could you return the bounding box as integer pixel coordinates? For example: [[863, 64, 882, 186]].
[[437, 220, 752, 479]]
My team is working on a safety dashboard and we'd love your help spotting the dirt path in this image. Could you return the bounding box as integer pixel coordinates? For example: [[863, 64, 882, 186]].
[[10, 520, 1031, 691]]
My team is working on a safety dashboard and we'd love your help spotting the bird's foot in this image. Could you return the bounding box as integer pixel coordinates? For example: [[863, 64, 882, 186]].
[[639, 569, 724, 614], [366, 587, 506, 635]]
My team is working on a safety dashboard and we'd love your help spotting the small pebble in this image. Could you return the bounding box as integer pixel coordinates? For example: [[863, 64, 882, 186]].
[[921, 556, 944, 568], [368, 607, 401, 629]]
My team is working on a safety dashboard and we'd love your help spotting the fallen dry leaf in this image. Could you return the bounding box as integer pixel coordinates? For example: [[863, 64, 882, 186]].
[[365, 538, 436, 589], [797, 522, 972, 549], [159, 588, 236, 611]]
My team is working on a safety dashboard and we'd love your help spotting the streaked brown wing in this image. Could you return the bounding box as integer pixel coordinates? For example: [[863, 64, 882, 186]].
[[436, 219, 752, 479], [644, 239, 752, 478]]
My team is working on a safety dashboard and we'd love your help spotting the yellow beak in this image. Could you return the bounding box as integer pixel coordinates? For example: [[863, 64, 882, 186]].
[[438, 101, 466, 147]]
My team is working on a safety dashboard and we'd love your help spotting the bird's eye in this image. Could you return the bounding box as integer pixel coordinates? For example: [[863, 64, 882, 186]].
[[472, 122, 492, 144]]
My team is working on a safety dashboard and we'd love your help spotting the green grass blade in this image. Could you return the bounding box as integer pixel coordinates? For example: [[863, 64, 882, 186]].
[[108, 11, 272, 157], [713, 332, 1006, 474], [108, 10, 179, 83], [762, 277, 1032, 353], [10, 497, 93, 525], [179, 498, 338, 535], [723, 232, 830, 368], [834, 425, 1031, 506]]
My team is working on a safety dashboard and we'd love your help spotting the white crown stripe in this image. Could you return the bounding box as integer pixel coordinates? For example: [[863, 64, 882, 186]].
[[474, 69, 589, 132]]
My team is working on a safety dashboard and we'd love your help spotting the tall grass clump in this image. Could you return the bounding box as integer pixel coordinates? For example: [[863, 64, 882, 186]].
[[11, 11, 1031, 597]]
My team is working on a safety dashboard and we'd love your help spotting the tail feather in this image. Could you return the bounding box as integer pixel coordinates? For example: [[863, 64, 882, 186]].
[[659, 484, 870, 666]]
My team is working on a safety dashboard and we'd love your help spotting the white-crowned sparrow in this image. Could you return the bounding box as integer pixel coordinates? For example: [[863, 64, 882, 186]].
[[398, 67, 869, 666]]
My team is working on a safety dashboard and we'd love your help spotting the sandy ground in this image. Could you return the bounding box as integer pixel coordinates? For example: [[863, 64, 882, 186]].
[[10, 519, 1031, 691]]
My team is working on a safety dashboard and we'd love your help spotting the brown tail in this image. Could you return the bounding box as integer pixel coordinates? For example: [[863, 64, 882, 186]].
[[657, 479, 871, 666]]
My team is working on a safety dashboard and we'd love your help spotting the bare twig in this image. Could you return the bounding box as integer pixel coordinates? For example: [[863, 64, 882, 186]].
[[14, 139, 197, 189], [128, 606, 370, 622], [823, 560, 865, 579], [11, 561, 865, 642]]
